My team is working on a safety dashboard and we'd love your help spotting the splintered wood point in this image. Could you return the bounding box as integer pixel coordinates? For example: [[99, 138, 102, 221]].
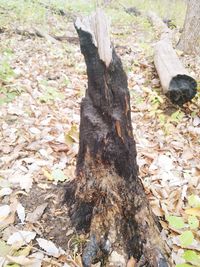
[[75, 8, 112, 67]]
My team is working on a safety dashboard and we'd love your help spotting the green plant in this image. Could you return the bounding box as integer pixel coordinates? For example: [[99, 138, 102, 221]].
[[166, 195, 200, 266], [148, 90, 164, 117], [58, 0, 94, 14], [170, 110, 184, 123], [68, 234, 87, 257], [130, 90, 144, 105], [0, 52, 21, 105], [0, 0, 49, 26], [0, 87, 18, 105], [149, 104, 184, 135], [0, 59, 15, 83]]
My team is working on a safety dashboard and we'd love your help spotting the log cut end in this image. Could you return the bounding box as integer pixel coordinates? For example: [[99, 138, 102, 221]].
[[167, 74, 197, 106], [149, 11, 197, 106]]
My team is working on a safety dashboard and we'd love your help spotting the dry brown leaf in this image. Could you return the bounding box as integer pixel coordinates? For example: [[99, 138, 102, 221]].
[[48, 141, 70, 152], [127, 256, 136, 267], [75, 254, 83, 267], [26, 203, 48, 223], [181, 149, 194, 160], [151, 200, 164, 217], [185, 208, 200, 217], [6, 255, 37, 265]]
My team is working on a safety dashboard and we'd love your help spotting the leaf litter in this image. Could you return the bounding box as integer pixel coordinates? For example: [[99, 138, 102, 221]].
[[0, 2, 200, 267]]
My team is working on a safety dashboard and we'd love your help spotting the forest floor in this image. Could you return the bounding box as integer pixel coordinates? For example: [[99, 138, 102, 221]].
[[0, 1, 200, 267]]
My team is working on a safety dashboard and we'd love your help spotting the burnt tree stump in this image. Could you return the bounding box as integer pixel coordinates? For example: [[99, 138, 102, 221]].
[[65, 9, 169, 267], [148, 11, 197, 106]]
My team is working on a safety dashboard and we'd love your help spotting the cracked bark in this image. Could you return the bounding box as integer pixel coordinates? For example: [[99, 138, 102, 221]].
[[65, 9, 170, 267], [177, 0, 200, 55]]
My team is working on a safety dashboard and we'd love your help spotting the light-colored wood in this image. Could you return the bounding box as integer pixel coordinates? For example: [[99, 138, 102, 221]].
[[147, 11, 171, 39], [148, 11, 195, 98], [154, 38, 189, 94], [75, 8, 112, 67]]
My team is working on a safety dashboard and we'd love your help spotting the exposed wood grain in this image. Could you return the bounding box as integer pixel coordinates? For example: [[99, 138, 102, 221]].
[[75, 8, 112, 67], [65, 9, 169, 267], [148, 11, 197, 105]]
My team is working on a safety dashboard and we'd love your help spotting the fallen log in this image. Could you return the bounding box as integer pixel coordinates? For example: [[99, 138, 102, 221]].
[[65, 9, 169, 267], [148, 11, 197, 106], [14, 27, 79, 44]]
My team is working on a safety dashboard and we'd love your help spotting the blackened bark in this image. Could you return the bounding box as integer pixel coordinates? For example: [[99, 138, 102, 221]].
[[148, 11, 197, 106], [65, 10, 169, 267], [154, 39, 197, 106]]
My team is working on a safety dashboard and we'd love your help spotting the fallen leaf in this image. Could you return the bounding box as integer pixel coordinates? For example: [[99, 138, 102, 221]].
[[48, 142, 69, 152], [156, 154, 174, 171], [188, 216, 199, 229], [29, 127, 41, 135], [16, 245, 32, 257], [52, 169, 67, 182], [4, 263, 20, 267], [0, 213, 15, 229], [6, 255, 37, 265], [43, 169, 53, 181], [36, 238, 63, 257], [193, 116, 200, 127], [127, 256, 136, 267], [75, 254, 83, 267], [28, 252, 44, 267], [0, 205, 11, 222], [182, 150, 194, 161], [7, 231, 36, 246], [151, 201, 164, 217], [188, 195, 200, 208], [0, 240, 11, 257], [179, 231, 194, 247], [166, 216, 185, 229], [26, 203, 48, 223], [16, 203, 25, 224], [0, 188, 12, 197], [19, 174, 33, 192], [185, 208, 200, 217]]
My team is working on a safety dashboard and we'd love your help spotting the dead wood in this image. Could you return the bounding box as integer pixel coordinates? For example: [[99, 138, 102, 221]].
[[13, 27, 79, 44], [119, 3, 142, 17], [148, 11, 197, 106], [14, 27, 58, 44], [125, 7, 141, 16], [162, 19, 176, 29], [65, 9, 169, 267]]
